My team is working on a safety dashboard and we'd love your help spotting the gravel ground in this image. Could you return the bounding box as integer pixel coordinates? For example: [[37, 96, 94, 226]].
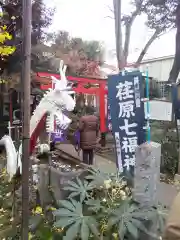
[[51, 151, 82, 172]]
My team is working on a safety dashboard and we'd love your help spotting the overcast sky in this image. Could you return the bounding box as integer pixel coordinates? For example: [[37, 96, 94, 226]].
[[46, 0, 176, 65]]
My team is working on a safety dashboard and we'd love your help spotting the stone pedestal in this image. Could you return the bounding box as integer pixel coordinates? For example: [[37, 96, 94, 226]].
[[133, 141, 161, 207], [38, 164, 88, 207], [133, 142, 161, 240]]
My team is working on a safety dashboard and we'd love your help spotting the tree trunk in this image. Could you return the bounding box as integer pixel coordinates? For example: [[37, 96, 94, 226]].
[[169, 4, 180, 83], [136, 29, 160, 66], [113, 0, 123, 70], [123, 23, 132, 66]]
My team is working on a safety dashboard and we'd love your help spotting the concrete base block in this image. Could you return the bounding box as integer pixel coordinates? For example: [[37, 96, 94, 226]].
[[133, 142, 162, 240], [134, 141, 161, 207], [174, 174, 180, 181], [38, 164, 88, 207]]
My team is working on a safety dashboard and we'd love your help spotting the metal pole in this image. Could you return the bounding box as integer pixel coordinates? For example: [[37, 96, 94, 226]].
[[21, 0, 32, 238], [145, 67, 151, 143]]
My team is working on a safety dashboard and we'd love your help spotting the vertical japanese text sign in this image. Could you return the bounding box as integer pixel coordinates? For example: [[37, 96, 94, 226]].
[[107, 71, 145, 173], [106, 99, 112, 131]]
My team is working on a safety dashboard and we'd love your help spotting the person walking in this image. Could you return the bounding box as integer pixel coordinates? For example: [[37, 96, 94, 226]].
[[79, 107, 99, 165]]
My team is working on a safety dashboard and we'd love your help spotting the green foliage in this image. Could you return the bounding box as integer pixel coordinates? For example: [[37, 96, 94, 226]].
[[0, 0, 54, 74], [108, 200, 145, 239], [63, 178, 94, 202], [127, 0, 177, 32], [3, 0, 54, 44], [28, 206, 64, 239], [54, 199, 99, 240], [151, 121, 178, 175], [117, 0, 178, 65], [161, 135, 178, 175], [49, 30, 104, 64], [155, 204, 169, 233], [81, 40, 104, 64], [0, 168, 21, 238], [0, 165, 168, 240], [29, 214, 43, 232], [47, 30, 104, 76], [29, 223, 62, 240], [51, 167, 167, 239]]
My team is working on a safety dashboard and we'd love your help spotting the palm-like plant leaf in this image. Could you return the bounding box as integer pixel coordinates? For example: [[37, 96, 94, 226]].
[[85, 167, 109, 187], [85, 198, 104, 212], [156, 205, 168, 233], [63, 220, 81, 240], [81, 220, 90, 240], [130, 207, 155, 221], [57, 200, 76, 211], [130, 205, 168, 239], [53, 199, 99, 240], [63, 177, 93, 202], [108, 200, 146, 240], [135, 204, 168, 233]]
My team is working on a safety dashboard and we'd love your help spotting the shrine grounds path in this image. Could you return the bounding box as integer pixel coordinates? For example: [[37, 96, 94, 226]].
[[57, 143, 179, 207]]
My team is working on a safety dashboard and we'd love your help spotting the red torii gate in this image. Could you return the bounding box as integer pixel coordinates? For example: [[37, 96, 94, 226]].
[[35, 72, 108, 134]]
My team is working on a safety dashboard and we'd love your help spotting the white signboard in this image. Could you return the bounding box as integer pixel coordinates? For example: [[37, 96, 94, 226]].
[[144, 100, 173, 121]]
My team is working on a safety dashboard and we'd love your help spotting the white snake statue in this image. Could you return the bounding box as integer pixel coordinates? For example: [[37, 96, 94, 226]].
[[0, 60, 75, 180]]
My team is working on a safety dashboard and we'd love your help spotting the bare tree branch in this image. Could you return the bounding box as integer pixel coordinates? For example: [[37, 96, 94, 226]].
[[105, 5, 114, 20], [105, 16, 114, 20], [123, 0, 144, 65], [135, 29, 161, 65], [106, 5, 114, 14]]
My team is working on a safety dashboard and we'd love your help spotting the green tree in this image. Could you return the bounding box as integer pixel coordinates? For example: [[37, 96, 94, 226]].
[[0, 12, 16, 57], [0, 0, 54, 74], [50, 31, 104, 62], [49, 30, 105, 76], [143, 0, 180, 83], [111, 0, 176, 68], [164, 1, 180, 83]]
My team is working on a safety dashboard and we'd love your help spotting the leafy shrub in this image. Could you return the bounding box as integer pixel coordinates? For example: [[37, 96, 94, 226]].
[[49, 168, 168, 240], [1, 166, 167, 239], [151, 121, 178, 176]]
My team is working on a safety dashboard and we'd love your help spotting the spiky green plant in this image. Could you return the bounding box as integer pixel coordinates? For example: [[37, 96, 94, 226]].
[[53, 199, 99, 240], [1, 165, 167, 240], [51, 167, 168, 240], [63, 177, 94, 203]]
